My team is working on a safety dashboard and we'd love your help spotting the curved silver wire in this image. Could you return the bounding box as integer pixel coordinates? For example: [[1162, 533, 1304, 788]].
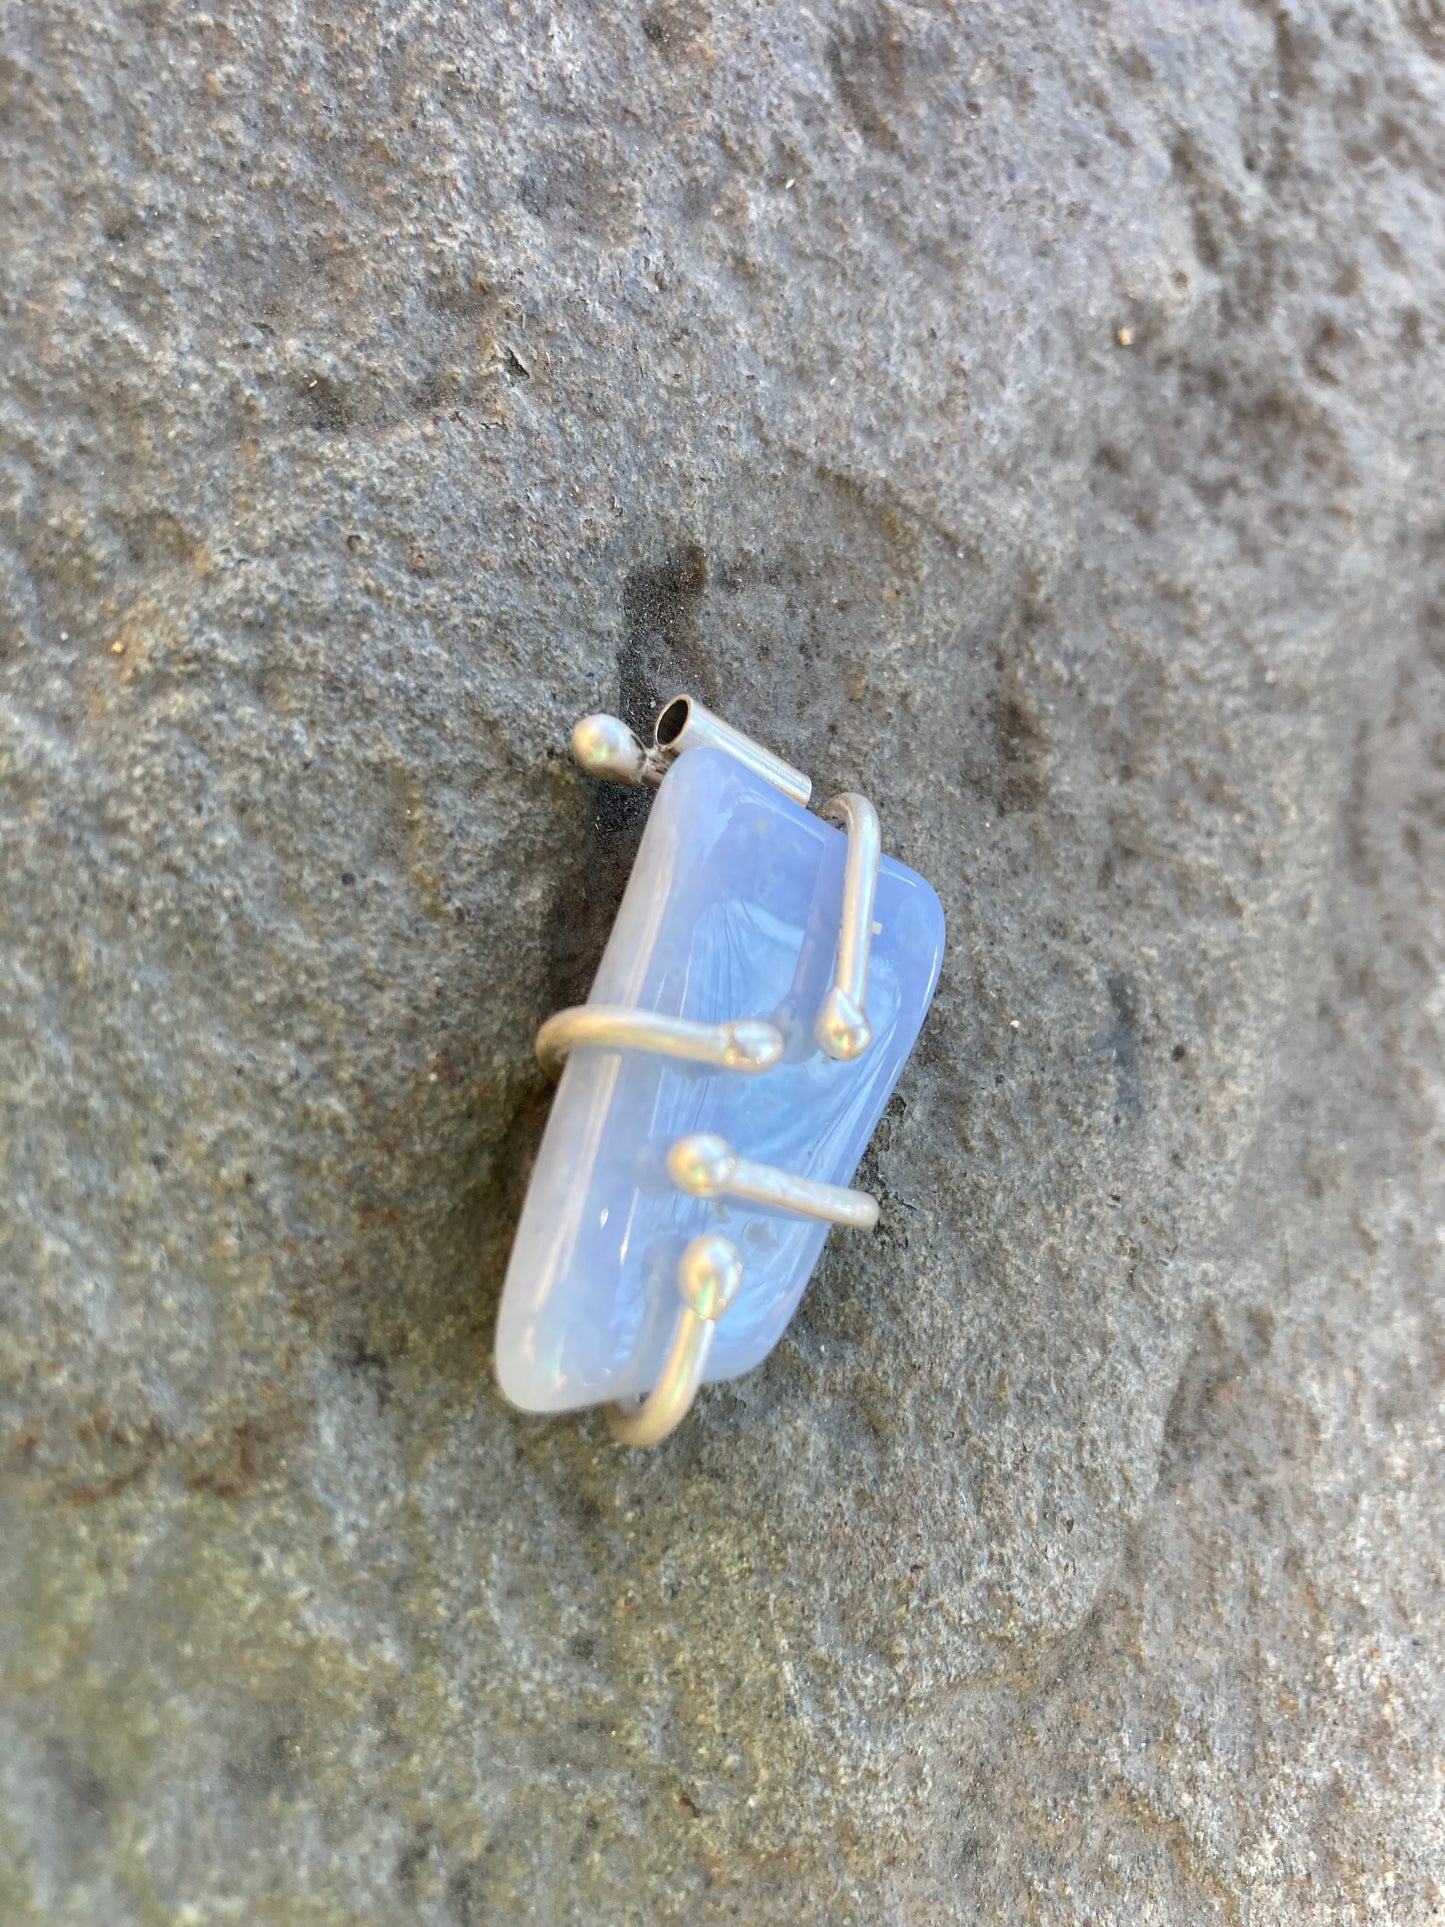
[[536, 1006, 783, 1078], [605, 1234, 743, 1446], [666, 1132, 879, 1230]]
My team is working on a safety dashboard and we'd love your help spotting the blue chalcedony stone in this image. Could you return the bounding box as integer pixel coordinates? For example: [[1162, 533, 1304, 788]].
[[495, 744, 945, 1413]]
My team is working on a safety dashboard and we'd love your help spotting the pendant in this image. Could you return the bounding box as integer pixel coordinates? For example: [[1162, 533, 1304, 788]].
[[495, 696, 944, 1445]]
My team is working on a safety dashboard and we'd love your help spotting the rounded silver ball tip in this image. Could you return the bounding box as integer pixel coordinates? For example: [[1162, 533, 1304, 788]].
[[677, 1232, 744, 1322], [722, 1018, 785, 1072], [815, 989, 872, 1062], [667, 1132, 737, 1198], [570, 713, 647, 784]]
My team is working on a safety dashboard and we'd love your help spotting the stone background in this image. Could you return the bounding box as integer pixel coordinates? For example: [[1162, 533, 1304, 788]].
[[2, 1, 1443, 1920]]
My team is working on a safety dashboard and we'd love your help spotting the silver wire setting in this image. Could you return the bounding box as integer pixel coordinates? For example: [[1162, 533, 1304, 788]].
[[538, 695, 887, 1446]]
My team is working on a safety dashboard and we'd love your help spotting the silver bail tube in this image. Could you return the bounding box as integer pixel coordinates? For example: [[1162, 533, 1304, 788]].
[[652, 694, 812, 807]]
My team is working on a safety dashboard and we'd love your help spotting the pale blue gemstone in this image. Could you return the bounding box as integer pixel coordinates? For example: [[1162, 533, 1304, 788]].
[[495, 744, 945, 1413]]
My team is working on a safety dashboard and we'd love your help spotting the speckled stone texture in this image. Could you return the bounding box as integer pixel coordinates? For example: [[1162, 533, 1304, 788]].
[[1, 2, 1442, 1921]]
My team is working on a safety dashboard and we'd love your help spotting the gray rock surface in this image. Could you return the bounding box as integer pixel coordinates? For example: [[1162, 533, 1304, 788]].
[[2, 0, 1443, 1919]]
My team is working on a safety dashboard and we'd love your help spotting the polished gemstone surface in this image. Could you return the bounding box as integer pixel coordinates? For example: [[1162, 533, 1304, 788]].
[[495, 745, 945, 1413]]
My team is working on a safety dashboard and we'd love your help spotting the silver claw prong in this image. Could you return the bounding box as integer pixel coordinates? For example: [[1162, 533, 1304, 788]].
[[667, 1131, 880, 1231], [815, 792, 882, 1061], [535, 1006, 784, 1078], [605, 1233, 744, 1446]]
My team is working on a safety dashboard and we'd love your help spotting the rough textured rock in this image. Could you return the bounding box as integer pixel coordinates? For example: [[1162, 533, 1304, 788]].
[[2, 1, 1443, 1920]]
